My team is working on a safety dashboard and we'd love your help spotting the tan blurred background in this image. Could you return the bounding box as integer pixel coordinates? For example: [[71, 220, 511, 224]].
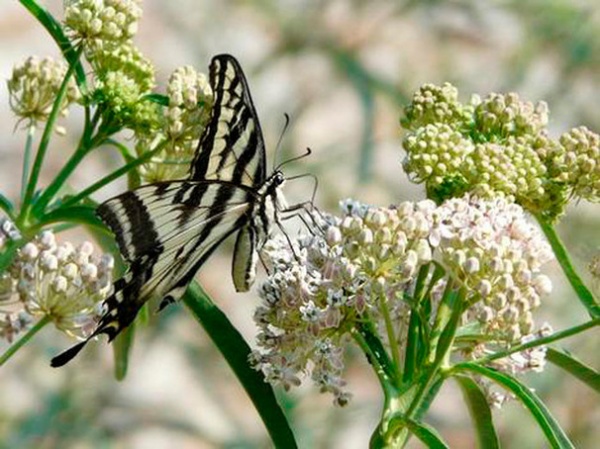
[[1, 1, 599, 448]]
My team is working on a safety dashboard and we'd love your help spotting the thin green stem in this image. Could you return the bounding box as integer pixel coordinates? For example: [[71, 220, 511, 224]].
[[536, 215, 599, 318], [0, 315, 51, 366], [20, 123, 36, 204], [467, 318, 600, 366], [406, 286, 465, 420], [59, 140, 168, 209], [379, 296, 402, 379], [31, 129, 99, 215], [352, 327, 396, 395], [19, 47, 82, 224]]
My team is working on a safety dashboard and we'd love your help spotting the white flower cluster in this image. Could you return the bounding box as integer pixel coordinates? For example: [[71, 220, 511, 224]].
[[64, 0, 143, 51], [0, 230, 113, 341], [137, 66, 213, 182], [432, 196, 554, 342], [7, 56, 80, 125], [252, 196, 554, 405]]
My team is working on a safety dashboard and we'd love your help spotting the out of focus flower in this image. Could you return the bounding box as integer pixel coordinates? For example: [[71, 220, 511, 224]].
[[552, 126, 600, 202], [0, 217, 22, 250], [401, 83, 600, 218], [252, 196, 554, 405], [137, 65, 213, 182], [64, 0, 142, 51], [0, 230, 113, 341], [7, 56, 80, 125]]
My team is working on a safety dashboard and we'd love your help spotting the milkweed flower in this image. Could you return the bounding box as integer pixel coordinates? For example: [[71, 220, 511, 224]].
[[401, 83, 600, 218], [7, 56, 80, 126], [137, 65, 213, 182], [0, 230, 114, 341], [251, 196, 554, 405], [63, 0, 142, 52]]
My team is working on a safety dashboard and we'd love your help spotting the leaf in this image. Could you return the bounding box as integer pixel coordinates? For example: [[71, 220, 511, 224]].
[[536, 216, 600, 318], [112, 322, 135, 381], [546, 347, 600, 392], [453, 374, 500, 449], [183, 282, 297, 449], [453, 362, 575, 449], [403, 417, 450, 449]]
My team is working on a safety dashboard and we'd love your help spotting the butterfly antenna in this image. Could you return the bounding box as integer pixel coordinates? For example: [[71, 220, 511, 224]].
[[272, 113, 291, 171], [275, 147, 312, 172]]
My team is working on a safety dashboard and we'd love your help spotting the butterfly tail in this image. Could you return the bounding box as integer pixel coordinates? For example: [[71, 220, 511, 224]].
[[50, 338, 91, 367]]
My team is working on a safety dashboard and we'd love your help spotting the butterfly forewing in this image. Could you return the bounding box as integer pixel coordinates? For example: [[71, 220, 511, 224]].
[[190, 55, 266, 188]]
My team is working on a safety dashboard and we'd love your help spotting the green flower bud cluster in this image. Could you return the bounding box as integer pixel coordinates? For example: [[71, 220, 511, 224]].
[[401, 83, 600, 217], [401, 82, 473, 132], [552, 126, 600, 202], [90, 43, 155, 94], [252, 196, 554, 405], [137, 66, 213, 182], [7, 56, 80, 126], [0, 230, 113, 340], [64, 0, 142, 51]]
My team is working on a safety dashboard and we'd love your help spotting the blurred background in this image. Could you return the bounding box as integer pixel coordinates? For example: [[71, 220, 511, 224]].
[[1, 0, 599, 448]]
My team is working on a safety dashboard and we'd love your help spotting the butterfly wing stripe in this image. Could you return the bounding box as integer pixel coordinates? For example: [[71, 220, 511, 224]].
[[190, 54, 266, 187], [97, 190, 162, 263]]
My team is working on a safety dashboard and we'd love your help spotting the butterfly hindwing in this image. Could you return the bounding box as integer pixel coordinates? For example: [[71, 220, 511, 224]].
[[51, 180, 254, 366]]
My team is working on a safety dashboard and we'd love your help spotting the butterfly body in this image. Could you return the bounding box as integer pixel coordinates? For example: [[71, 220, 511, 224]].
[[51, 54, 287, 367]]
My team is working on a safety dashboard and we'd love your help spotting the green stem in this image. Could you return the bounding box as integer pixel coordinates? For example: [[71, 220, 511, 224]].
[[379, 296, 402, 379], [19, 47, 82, 224], [0, 315, 51, 366], [352, 326, 396, 395], [468, 318, 600, 366], [59, 140, 167, 209], [536, 215, 599, 318], [406, 287, 465, 420], [182, 282, 297, 449], [31, 128, 100, 216], [20, 123, 36, 204], [0, 193, 14, 218]]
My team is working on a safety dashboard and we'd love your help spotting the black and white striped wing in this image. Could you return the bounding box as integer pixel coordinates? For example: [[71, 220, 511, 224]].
[[50, 180, 253, 367], [190, 54, 267, 188]]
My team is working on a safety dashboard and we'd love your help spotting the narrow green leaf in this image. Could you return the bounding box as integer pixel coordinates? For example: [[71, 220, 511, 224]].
[[453, 362, 575, 449], [403, 417, 450, 449], [112, 322, 135, 381], [19, 0, 87, 91], [536, 216, 600, 318], [546, 348, 600, 392], [183, 282, 297, 449], [143, 93, 169, 106], [454, 374, 500, 449], [0, 193, 15, 217], [40, 205, 105, 230], [413, 375, 444, 422]]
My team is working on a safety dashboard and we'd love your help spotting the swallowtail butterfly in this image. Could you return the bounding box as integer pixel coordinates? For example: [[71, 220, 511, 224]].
[[51, 54, 292, 366]]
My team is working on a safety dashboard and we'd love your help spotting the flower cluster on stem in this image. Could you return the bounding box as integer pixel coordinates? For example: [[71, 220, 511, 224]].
[[401, 83, 600, 219], [7, 56, 80, 127], [252, 196, 554, 406], [1, 230, 113, 342]]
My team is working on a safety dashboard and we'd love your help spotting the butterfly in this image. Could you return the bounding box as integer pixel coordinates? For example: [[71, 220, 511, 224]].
[[51, 54, 293, 367]]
